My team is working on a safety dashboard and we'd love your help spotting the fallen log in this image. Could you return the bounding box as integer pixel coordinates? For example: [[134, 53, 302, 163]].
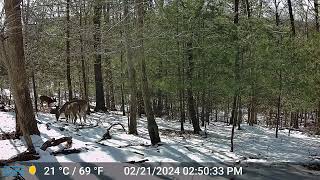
[[40, 137, 72, 151], [118, 143, 163, 148], [117, 143, 151, 148], [0, 150, 40, 166], [51, 148, 82, 156], [126, 159, 149, 164], [0, 132, 19, 140], [97, 123, 126, 142], [76, 124, 99, 130]]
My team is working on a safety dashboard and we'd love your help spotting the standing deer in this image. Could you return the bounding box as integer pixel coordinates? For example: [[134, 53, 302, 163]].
[[74, 99, 88, 124], [56, 99, 88, 125], [39, 95, 56, 110]]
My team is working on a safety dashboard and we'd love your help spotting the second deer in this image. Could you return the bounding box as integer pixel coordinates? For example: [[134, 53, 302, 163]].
[[56, 99, 88, 125]]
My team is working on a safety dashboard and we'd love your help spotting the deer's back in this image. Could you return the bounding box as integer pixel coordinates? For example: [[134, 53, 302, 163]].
[[65, 102, 79, 115], [60, 99, 88, 114], [40, 95, 55, 103]]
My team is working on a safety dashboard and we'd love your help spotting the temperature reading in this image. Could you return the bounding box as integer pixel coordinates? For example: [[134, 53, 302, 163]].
[[95, 167, 104, 175], [43, 166, 104, 176], [44, 167, 55, 176], [79, 167, 91, 175]]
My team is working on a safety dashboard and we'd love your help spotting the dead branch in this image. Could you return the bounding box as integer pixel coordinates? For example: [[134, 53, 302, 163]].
[[40, 137, 72, 151], [117, 143, 151, 148], [50, 148, 82, 156], [133, 151, 144, 156], [0, 132, 19, 140], [0, 150, 40, 166], [97, 123, 126, 142], [76, 124, 99, 130], [126, 159, 149, 164]]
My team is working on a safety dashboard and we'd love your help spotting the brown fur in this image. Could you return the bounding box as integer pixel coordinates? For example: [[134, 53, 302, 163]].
[[56, 99, 88, 124]]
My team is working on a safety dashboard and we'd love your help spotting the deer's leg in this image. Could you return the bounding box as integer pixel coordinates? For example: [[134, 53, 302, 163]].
[[73, 113, 77, 124]]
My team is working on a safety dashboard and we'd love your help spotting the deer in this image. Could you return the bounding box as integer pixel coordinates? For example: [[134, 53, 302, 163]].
[[73, 99, 88, 125], [56, 99, 88, 125], [39, 95, 56, 110]]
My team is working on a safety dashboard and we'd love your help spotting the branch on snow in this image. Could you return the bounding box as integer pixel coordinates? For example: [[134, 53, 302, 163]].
[[40, 137, 72, 151]]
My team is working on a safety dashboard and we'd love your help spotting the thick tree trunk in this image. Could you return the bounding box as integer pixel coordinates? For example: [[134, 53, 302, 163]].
[[124, 0, 138, 134], [186, 42, 201, 134], [23, 0, 37, 113], [1, 0, 40, 150], [80, 0, 88, 102], [136, 0, 161, 145], [66, 0, 73, 101], [93, 0, 106, 112]]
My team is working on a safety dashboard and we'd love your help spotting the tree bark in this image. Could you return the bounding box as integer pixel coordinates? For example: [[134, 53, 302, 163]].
[[93, 0, 107, 112], [287, 0, 295, 36], [0, 0, 40, 150], [120, 20, 126, 116], [186, 41, 201, 134], [31, 72, 38, 112], [124, 0, 138, 134], [230, 0, 240, 152], [315, 0, 319, 31], [66, 0, 73, 101], [275, 0, 282, 138], [136, 0, 161, 145], [80, 0, 88, 102], [245, 0, 251, 18]]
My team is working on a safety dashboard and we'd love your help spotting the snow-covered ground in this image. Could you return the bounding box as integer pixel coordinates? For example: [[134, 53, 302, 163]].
[[0, 111, 320, 163], [0, 111, 320, 179]]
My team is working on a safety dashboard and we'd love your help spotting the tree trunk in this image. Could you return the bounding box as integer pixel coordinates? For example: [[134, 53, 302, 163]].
[[136, 0, 161, 145], [119, 20, 126, 116], [124, 0, 138, 134], [23, 0, 37, 113], [274, 0, 282, 138], [1, 0, 40, 150], [304, 110, 307, 127], [287, 0, 295, 36], [315, 0, 319, 31], [245, 0, 251, 18], [93, 0, 106, 112], [103, 2, 116, 111], [186, 41, 201, 134], [80, 0, 88, 102], [201, 91, 205, 127], [31, 72, 38, 112], [230, 0, 240, 153], [66, 0, 73, 101], [137, 90, 144, 117], [237, 96, 242, 130], [276, 71, 282, 138]]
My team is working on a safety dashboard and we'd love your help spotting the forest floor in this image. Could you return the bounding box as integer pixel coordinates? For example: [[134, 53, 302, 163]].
[[0, 111, 320, 179]]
